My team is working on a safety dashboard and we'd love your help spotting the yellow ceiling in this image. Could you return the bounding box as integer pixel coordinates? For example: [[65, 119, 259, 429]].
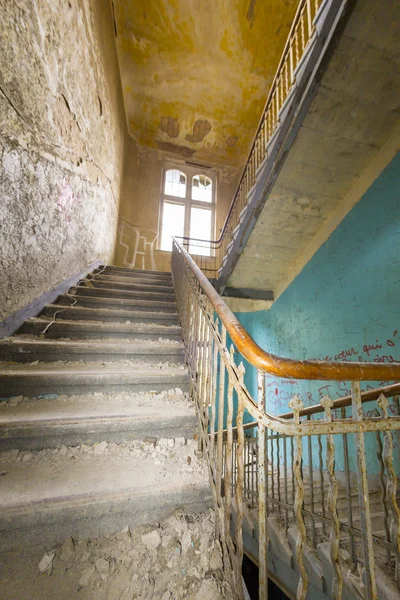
[[113, 0, 299, 167]]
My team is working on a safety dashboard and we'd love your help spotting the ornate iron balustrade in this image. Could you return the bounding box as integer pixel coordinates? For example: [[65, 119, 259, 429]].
[[171, 237, 400, 600], [176, 0, 326, 280]]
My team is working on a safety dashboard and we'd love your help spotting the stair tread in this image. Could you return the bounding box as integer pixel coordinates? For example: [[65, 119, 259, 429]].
[[0, 440, 207, 511], [43, 304, 178, 319], [24, 318, 181, 334], [58, 294, 177, 308], [0, 390, 195, 426], [0, 337, 184, 351], [0, 361, 188, 374]]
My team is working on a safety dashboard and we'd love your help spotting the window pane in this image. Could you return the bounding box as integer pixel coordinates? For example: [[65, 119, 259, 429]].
[[189, 207, 211, 256], [192, 174, 212, 203], [160, 202, 185, 251], [165, 169, 186, 198]]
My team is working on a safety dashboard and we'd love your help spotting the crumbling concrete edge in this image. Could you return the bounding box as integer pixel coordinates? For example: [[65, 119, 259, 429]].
[[0, 258, 103, 339]]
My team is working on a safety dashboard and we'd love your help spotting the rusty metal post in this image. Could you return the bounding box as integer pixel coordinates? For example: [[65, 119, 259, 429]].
[[257, 370, 268, 599], [351, 381, 377, 600]]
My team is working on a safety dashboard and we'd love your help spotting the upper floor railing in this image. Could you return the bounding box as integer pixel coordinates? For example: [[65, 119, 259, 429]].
[[178, 0, 325, 280], [171, 237, 400, 600]]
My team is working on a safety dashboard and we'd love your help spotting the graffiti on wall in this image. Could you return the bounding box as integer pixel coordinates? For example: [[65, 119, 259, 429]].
[[118, 220, 158, 270]]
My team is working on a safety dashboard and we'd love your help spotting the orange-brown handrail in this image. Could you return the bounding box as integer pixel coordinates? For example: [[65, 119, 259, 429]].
[[174, 238, 400, 382]]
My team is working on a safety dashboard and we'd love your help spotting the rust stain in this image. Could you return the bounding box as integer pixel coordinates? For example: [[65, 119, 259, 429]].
[[185, 119, 212, 143]]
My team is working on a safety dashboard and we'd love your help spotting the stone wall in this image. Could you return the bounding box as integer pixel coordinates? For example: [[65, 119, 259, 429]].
[[0, 0, 127, 320]]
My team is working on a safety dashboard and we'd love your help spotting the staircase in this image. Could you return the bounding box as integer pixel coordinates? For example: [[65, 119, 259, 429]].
[[0, 265, 211, 551]]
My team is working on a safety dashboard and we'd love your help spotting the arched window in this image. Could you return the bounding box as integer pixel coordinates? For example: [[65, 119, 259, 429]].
[[164, 169, 186, 198], [160, 166, 215, 254], [192, 174, 212, 203]]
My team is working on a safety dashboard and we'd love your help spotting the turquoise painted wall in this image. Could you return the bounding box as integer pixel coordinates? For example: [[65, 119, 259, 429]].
[[234, 153, 400, 472]]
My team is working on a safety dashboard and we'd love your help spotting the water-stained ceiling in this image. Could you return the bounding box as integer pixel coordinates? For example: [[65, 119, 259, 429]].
[[113, 0, 299, 167]]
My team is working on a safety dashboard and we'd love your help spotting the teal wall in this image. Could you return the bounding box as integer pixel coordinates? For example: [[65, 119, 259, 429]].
[[234, 153, 400, 471]]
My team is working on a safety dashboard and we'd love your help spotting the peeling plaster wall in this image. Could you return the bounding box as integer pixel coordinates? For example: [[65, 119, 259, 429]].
[[113, 0, 298, 166], [234, 154, 400, 473], [114, 137, 240, 271], [0, 0, 127, 320]]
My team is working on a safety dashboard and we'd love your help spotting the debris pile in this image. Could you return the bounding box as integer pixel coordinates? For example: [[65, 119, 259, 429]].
[[0, 510, 231, 600]]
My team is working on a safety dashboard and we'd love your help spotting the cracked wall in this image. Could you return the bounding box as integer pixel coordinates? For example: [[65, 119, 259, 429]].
[[0, 0, 127, 320]]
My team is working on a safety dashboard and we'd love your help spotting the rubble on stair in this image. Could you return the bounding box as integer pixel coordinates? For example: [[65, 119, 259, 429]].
[[0, 509, 232, 600]]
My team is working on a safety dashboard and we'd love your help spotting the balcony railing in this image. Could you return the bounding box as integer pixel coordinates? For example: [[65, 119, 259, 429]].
[[177, 0, 326, 280], [171, 237, 400, 600]]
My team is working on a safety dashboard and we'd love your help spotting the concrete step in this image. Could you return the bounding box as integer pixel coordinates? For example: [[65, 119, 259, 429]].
[[0, 389, 196, 450], [0, 440, 211, 550], [40, 304, 179, 324], [101, 266, 172, 280], [72, 286, 175, 302], [20, 318, 182, 341], [93, 273, 175, 288], [90, 280, 174, 294], [0, 338, 185, 363], [0, 362, 190, 398], [56, 294, 177, 312]]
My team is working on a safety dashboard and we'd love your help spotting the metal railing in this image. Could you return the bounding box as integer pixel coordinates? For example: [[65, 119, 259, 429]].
[[177, 0, 325, 279], [171, 237, 400, 600]]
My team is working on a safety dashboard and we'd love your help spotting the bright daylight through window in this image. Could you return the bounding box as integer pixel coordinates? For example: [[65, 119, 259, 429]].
[[160, 168, 214, 255]]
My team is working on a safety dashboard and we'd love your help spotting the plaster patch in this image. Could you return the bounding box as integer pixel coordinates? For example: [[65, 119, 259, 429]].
[[185, 119, 212, 143]]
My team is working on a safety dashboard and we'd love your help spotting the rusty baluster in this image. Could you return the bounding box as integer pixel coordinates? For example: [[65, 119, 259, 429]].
[[291, 435, 295, 515], [216, 326, 227, 500], [277, 432, 281, 515], [378, 393, 400, 589], [283, 433, 289, 536], [306, 0, 313, 37], [289, 395, 308, 600], [209, 318, 219, 463], [351, 381, 377, 600], [306, 415, 316, 549], [374, 407, 391, 559], [341, 407, 356, 571], [317, 433, 327, 537], [257, 370, 268, 599], [300, 9, 306, 53], [235, 363, 246, 594], [271, 429, 275, 512], [321, 396, 343, 599], [224, 345, 235, 554], [289, 38, 295, 84], [394, 395, 400, 477]]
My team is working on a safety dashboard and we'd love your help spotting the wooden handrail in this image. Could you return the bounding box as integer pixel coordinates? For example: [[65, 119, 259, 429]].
[[174, 239, 400, 382]]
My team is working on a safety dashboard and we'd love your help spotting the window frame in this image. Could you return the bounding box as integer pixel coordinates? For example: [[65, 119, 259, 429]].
[[158, 163, 216, 254]]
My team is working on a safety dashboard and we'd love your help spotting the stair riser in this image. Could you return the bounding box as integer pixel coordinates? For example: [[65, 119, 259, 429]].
[[73, 287, 175, 301], [0, 374, 190, 399], [0, 487, 211, 551], [20, 323, 182, 341], [41, 306, 179, 325], [56, 295, 177, 312], [0, 416, 197, 451]]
